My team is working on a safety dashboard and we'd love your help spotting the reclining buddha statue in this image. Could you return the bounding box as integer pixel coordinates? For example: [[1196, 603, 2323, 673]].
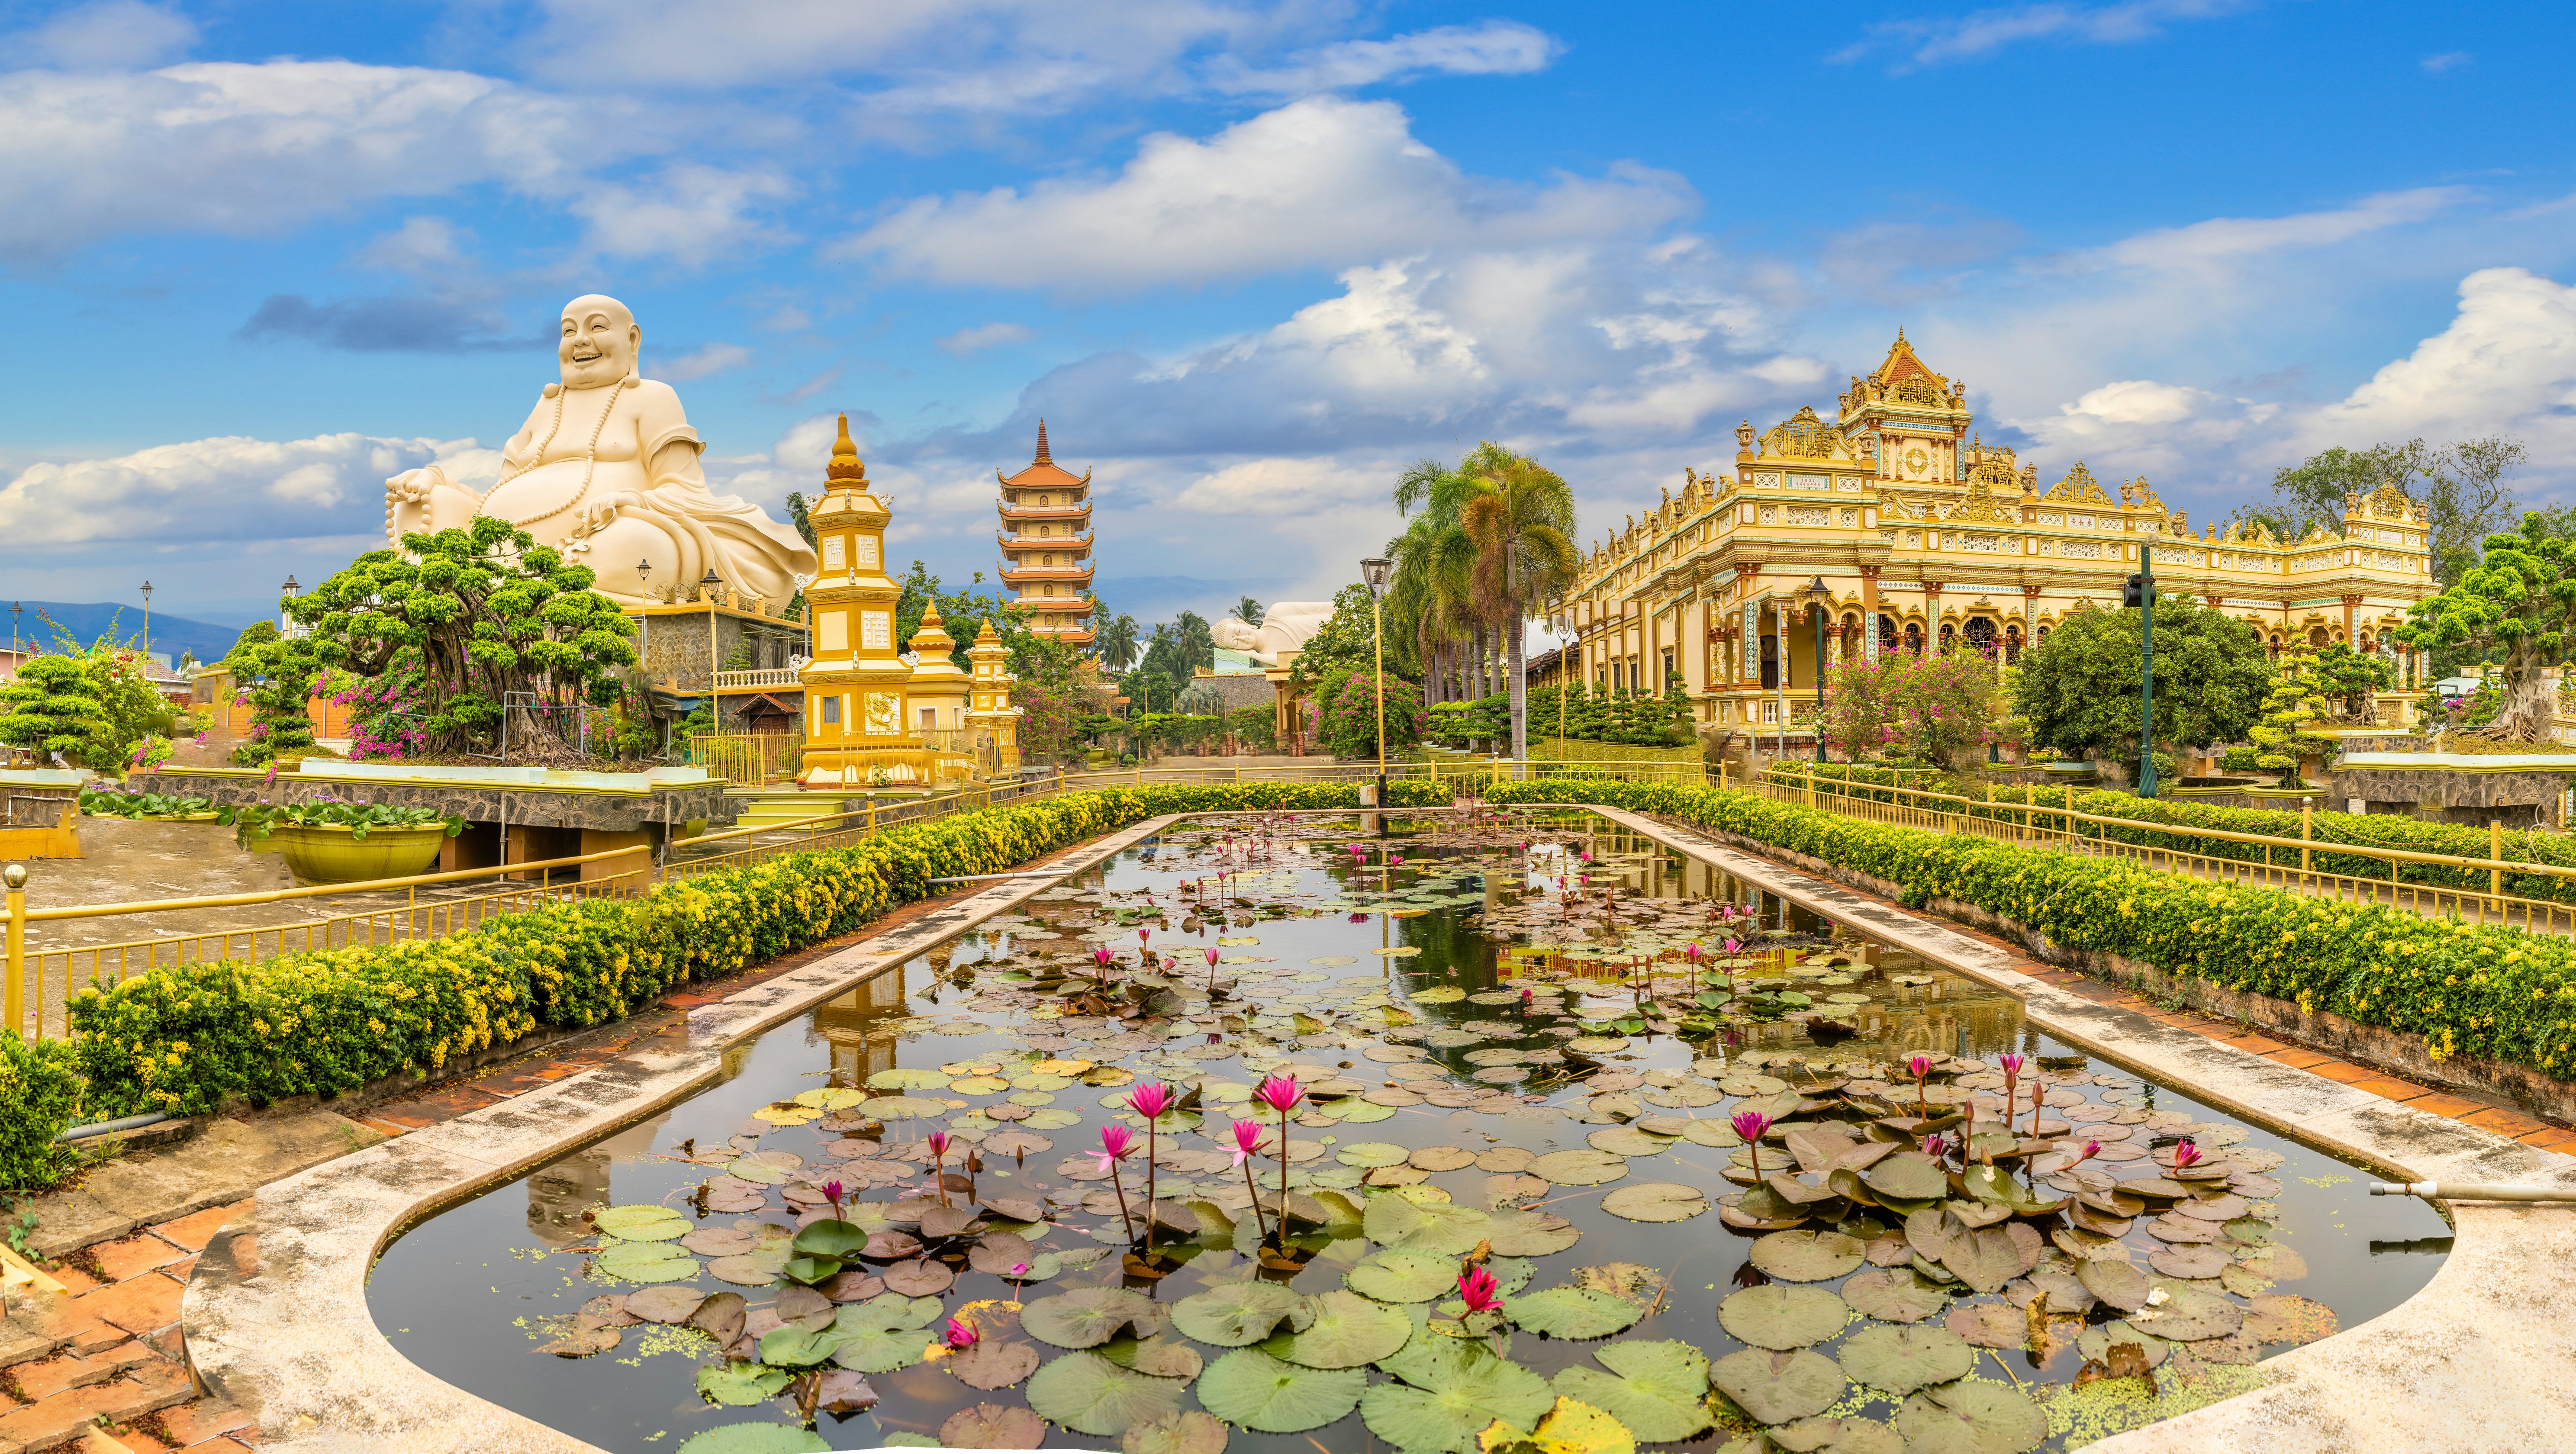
[[384, 293, 816, 606]]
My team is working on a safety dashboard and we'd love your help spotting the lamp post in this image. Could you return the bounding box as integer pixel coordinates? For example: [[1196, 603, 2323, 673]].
[[8, 601, 18, 656], [2126, 550, 2158, 797], [279, 576, 299, 638], [139, 581, 153, 666], [1360, 557, 1393, 806], [1807, 578, 1829, 763], [634, 559, 654, 676], [701, 569, 723, 692], [1551, 609, 1572, 756]]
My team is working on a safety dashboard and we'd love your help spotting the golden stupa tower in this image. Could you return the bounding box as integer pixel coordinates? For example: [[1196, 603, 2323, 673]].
[[796, 415, 914, 787], [963, 618, 1022, 772], [995, 420, 1096, 649]]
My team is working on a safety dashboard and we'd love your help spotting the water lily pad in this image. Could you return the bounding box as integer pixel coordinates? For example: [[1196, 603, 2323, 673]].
[[1527, 1149, 1630, 1187], [1024, 1287, 1169, 1349], [1748, 1230, 1865, 1283], [861, 1095, 952, 1119], [595, 1241, 699, 1283], [1586, 1127, 1674, 1157], [2128, 1283, 2242, 1342], [1491, 1395, 1640, 1454], [1363, 1337, 1554, 1454], [795, 1086, 869, 1110], [1197, 1348, 1368, 1433], [1124, 1410, 1230, 1454], [1365, 1195, 1493, 1254], [2076, 1258, 2151, 1313], [2147, 1244, 2231, 1280], [1943, 1304, 2026, 1349], [1716, 1286, 1850, 1350], [947, 1338, 1043, 1390], [1483, 1209, 1582, 1257], [869, 1068, 954, 1090], [1836, 1325, 1974, 1395], [757, 1326, 840, 1369], [1504, 1287, 1641, 1340], [881, 1258, 954, 1296], [1338, 1142, 1411, 1167], [1346, 1249, 1467, 1303], [593, 1204, 691, 1242], [1860, 1155, 1948, 1201], [626, 1285, 708, 1323], [1260, 1289, 1412, 1368], [1940, 1227, 2024, 1295], [695, 1360, 792, 1407], [2242, 1293, 2337, 1346], [1839, 1269, 1949, 1324], [1679, 1120, 1743, 1148], [1600, 1182, 1708, 1223], [1173, 1282, 1314, 1346], [1554, 1339, 1716, 1442], [1024, 1350, 1188, 1436], [829, 1293, 944, 1373], [676, 1422, 830, 1453], [1710, 1347, 1844, 1425], [940, 1403, 1051, 1449], [1891, 1380, 2047, 1454], [1768, 1416, 1904, 1454], [723, 1158, 789, 1186], [1410, 1145, 1479, 1171]]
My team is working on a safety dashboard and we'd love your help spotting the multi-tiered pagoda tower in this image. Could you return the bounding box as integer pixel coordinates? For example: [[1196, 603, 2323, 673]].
[[995, 420, 1096, 650]]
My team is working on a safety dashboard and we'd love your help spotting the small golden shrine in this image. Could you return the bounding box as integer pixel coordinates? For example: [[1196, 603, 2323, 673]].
[[795, 415, 919, 787], [963, 619, 1022, 773], [902, 607, 972, 736]]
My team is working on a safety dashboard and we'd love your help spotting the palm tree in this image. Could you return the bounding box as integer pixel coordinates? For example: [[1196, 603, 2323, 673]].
[[1094, 606, 1141, 672], [1234, 596, 1265, 627], [1459, 448, 1578, 769], [1390, 457, 1482, 708]]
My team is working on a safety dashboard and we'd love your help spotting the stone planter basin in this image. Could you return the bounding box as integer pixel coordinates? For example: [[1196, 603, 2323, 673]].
[[273, 823, 449, 885]]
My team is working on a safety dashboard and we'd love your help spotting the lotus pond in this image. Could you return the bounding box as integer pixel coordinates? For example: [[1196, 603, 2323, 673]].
[[371, 809, 2450, 1454]]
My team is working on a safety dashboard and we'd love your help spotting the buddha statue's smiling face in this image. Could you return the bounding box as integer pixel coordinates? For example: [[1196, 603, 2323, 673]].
[[558, 294, 638, 389]]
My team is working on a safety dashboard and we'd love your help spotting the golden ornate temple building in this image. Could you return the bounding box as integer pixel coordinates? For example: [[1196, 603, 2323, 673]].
[[1560, 332, 2440, 739], [996, 420, 1096, 650]]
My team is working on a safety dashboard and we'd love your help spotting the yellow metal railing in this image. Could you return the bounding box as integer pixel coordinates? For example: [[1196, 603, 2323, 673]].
[[0, 756, 1742, 1039], [1748, 762, 2576, 937], [688, 732, 802, 786]]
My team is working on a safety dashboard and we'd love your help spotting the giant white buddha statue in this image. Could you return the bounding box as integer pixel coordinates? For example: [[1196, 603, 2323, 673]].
[[384, 294, 816, 606]]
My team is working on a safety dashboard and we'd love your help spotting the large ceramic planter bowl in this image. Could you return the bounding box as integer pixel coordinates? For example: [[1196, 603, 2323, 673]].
[[273, 824, 448, 884]]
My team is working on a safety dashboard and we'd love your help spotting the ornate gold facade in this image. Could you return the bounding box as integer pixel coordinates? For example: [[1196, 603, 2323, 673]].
[[1562, 333, 2439, 737]]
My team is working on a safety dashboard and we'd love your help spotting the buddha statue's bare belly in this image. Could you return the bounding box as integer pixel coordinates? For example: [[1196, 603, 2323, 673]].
[[478, 454, 650, 534]]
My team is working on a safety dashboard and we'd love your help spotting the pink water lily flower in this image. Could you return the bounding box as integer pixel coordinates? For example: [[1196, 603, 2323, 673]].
[[2171, 1138, 2202, 1169], [1732, 1109, 1773, 1179], [944, 1316, 980, 1350], [1092, 946, 1114, 972], [2074, 1139, 2102, 1164], [1095, 1123, 1137, 1170], [1130, 1083, 1177, 1120], [1227, 1118, 1264, 1168], [1456, 1265, 1503, 1314], [1253, 1074, 1304, 1115]]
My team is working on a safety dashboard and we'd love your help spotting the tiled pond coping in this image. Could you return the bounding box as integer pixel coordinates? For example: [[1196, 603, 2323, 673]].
[[180, 806, 2576, 1454], [1593, 804, 2576, 1454]]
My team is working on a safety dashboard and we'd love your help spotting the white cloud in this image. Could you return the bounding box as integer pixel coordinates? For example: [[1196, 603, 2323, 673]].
[[2421, 51, 2473, 73], [1833, 0, 2255, 71], [567, 163, 796, 265], [840, 96, 1694, 292], [1169, 454, 1386, 514], [657, 342, 755, 380], [0, 433, 498, 547], [2305, 267, 2576, 450], [2066, 187, 2468, 274], [0, 59, 654, 266], [20, 1, 197, 69], [351, 216, 478, 278], [1206, 21, 1558, 94], [936, 322, 1037, 356]]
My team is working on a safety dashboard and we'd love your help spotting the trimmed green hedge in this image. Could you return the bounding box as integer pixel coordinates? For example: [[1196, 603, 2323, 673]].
[[62, 780, 1453, 1126], [1488, 777, 2576, 1077], [1775, 763, 2576, 906], [0, 1034, 83, 1190]]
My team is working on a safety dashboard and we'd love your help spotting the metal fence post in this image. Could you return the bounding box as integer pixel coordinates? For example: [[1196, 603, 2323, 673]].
[[3, 864, 23, 1039], [2301, 797, 2313, 875], [2492, 818, 2504, 902]]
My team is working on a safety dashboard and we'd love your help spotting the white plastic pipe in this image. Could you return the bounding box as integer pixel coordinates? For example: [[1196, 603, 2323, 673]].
[[2370, 1181, 2576, 1202]]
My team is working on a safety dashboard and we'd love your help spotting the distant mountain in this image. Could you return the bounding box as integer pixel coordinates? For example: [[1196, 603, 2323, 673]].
[[1091, 575, 1296, 625], [9, 601, 264, 668]]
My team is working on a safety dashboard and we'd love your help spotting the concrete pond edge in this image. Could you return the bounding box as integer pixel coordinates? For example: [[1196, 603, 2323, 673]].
[[180, 811, 1191, 1454], [1590, 804, 2576, 1454]]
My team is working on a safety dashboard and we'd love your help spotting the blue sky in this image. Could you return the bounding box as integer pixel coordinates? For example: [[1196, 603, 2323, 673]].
[[2, 0, 2572, 627]]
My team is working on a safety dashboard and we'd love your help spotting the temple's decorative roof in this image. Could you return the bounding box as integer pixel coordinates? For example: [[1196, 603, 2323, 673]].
[[2361, 484, 2422, 523], [2042, 463, 2112, 505], [998, 419, 1091, 490], [1761, 406, 1851, 461], [1946, 462, 2021, 525]]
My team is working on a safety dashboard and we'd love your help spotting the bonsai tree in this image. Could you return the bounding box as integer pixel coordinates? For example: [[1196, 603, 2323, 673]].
[[0, 656, 106, 766], [228, 632, 325, 765], [2311, 641, 2396, 723], [287, 517, 638, 758], [2011, 595, 2270, 774], [2249, 649, 2335, 786], [2396, 512, 2576, 742]]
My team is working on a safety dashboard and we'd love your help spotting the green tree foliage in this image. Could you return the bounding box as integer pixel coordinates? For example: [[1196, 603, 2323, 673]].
[[1313, 668, 1423, 759], [1811, 651, 2007, 771], [2396, 511, 2576, 742], [227, 633, 325, 765], [1235, 596, 1265, 627], [0, 620, 180, 770], [2310, 641, 2395, 723], [2241, 436, 2526, 586], [1092, 602, 1140, 672], [1288, 583, 1385, 680], [2248, 650, 2335, 785], [0, 655, 107, 765], [287, 517, 638, 756], [2010, 596, 2270, 767], [225, 619, 280, 659]]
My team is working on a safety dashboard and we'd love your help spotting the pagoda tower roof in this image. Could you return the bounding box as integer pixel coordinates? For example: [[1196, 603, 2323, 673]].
[[999, 419, 1090, 491]]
